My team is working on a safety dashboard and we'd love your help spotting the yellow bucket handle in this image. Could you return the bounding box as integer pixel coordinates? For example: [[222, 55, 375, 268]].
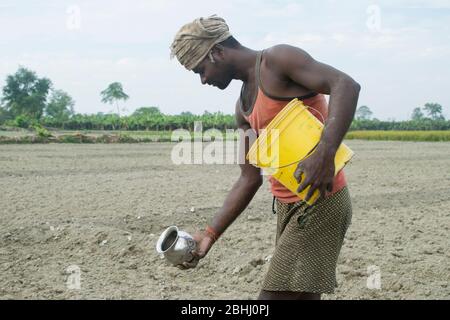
[[266, 141, 320, 170]]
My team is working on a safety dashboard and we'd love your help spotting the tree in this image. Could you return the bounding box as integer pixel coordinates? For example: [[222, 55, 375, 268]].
[[132, 107, 162, 130], [423, 103, 444, 120], [180, 111, 196, 130], [132, 106, 161, 117], [1, 66, 52, 119], [45, 90, 75, 121], [100, 82, 129, 116], [355, 105, 373, 120], [411, 107, 424, 121], [0, 105, 12, 124]]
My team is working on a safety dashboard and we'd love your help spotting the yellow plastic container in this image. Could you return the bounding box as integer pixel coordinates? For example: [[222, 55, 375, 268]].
[[246, 98, 354, 205]]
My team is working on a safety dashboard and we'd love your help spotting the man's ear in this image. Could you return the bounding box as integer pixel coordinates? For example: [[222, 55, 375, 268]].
[[212, 44, 226, 60]]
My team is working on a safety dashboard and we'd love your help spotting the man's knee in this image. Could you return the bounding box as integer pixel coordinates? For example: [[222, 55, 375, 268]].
[[258, 290, 321, 300]]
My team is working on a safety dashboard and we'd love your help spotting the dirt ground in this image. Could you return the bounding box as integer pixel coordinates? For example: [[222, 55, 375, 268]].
[[0, 141, 449, 300]]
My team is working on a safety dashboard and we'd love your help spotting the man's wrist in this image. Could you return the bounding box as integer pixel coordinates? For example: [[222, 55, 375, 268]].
[[318, 139, 338, 156], [204, 225, 220, 243]]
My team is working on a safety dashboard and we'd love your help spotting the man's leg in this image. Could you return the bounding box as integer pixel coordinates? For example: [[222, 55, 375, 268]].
[[258, 290, 321, 300]]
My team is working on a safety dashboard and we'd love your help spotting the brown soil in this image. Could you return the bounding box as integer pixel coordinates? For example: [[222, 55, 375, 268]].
[[0, 141, 449, 299]]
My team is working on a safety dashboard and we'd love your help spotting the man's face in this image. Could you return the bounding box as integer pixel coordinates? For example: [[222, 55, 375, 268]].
[[192, 53, 233, 90]]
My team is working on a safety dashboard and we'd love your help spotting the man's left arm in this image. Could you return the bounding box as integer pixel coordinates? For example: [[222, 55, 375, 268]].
[[269, 45, 361, 201]]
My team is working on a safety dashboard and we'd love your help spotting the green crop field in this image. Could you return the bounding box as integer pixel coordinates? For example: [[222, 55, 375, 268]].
[[345, 130, 450, 142], [1, 128, 450, 143]]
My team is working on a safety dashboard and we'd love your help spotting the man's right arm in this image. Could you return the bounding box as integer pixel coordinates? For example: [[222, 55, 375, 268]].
[[187, 100, 263, 265], [207, 101, 263, 236]]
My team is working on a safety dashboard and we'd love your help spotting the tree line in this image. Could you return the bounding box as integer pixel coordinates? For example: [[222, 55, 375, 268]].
[[353, 104, 449, 130], [0, 66, 448, 131]]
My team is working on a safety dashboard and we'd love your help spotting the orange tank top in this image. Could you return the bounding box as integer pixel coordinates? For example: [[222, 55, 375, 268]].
[[240, 50, 347, 203]]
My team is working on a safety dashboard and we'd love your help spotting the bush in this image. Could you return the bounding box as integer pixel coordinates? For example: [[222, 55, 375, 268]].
[[118, 133, 138, 143], [34, 125, 53, 138], [14, 115, 33, 128], [57, 133, 96, 143], [58, 135, 81, 143]]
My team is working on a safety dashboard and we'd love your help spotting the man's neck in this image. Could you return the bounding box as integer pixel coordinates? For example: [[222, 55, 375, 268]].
[[231, 46, 259, 82]]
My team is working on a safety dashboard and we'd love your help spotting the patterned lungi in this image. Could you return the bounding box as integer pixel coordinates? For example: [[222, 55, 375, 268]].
[[262, 186, 353, 294]]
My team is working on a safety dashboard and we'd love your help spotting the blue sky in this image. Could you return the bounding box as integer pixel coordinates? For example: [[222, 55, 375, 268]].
[[0, 0, 449, 120]]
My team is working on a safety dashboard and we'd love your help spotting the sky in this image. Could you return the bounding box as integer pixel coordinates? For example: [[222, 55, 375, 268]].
[[0, 0, 449, 120]]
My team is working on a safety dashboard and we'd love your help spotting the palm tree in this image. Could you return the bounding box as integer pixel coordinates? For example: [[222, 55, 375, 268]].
[[411, 107, 424, 121], [355, 105, 373, 120], [100, 82, 129, 117], [423, 103, 445, 121]]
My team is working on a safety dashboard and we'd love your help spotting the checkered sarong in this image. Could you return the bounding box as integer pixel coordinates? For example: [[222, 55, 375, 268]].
[[262, 186, 352, 294]]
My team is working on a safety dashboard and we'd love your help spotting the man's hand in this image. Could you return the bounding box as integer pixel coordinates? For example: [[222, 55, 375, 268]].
[[293, 142, 336, 202], [177, 231, 215, 270]]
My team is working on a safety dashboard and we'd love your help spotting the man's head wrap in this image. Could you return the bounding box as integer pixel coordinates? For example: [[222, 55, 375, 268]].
[[170, 15, 232, 70]]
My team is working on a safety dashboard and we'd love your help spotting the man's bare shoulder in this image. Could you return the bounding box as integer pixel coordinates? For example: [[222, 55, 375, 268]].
[[263, 44, 312, 70]]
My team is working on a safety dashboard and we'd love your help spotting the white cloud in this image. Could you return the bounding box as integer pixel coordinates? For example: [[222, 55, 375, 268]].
[[331, 33, 347, 43], [255, 2, 303, 18], [263, 32, 324, 46], [380, 0, 450, 9], [0, 0, 449, 120]]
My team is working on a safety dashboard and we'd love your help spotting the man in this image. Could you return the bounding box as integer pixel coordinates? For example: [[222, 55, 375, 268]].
[[170, 15, 360, 300]]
